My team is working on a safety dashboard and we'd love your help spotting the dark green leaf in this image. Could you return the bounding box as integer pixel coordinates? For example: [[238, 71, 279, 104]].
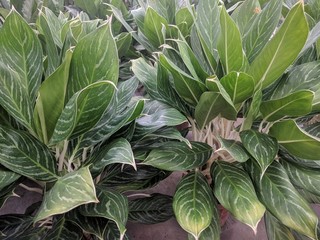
[[265, 211, 295, 240]]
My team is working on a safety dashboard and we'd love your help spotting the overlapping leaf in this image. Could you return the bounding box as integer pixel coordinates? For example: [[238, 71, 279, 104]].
[[143, 141, 212, 171], [44, 216, 83, 240], [212, 161, 265, 231], [265, 211, 295, 240], [240, 130, 278, 175], [269, 120, 320, 160], [0, 168, 20, 191], [260, 90, 314, 122], [90, 138, 136, 177], [128, 194, 173, 224], [247, 2, 308, 89], [173, 171, 215, 240], [0, 126, 58, 181], [50, 81, 116, 144], [79, 188, 128, 239], [34, 167, 98, 223], [217, 137, 249, 163], [246, 160, 318, 239]]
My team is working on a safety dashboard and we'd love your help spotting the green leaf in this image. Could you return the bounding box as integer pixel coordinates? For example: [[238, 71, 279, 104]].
[[176, 7, 193, 37], [281, 160, 320, 197], [0, 168, 20, 191], [195, 0, 220, 61], [79, 188, 128, 239], [246, 160, 318, 240], [271, 61, 320, 99], [0, 215, 37, 240], [144, 7, 168, 48], [269, 120, 320, 160], [74, 0, 99, 18], [143, 141, 212, 171], [44, 216, 83, 240], [217, 137, 249, 163], [159, 54, 206, 106], [211, 161, 265, 232], [0, 126, 58, 181], [243, 0, 282, 62], [34, 166, 98, 223], [34, 50, 72, 143], [195, 91, 237, 129], [115, 32, 132, 57], [67, 22, 118, 101], [147, 0, 175, 23], [217, 6, 247, 74], [90, 138, 136, 177], [104, 221, 130, 240], [265, 211, 295, 240], [220, 71, 255, 104], [50, 81, 116, 144], [128, 194, 174, 224], [240, 130, 278, 175], [260, 90, 314, 122], [173, 171, 214, 240], [0, 10, 42, 129], [247, 2, 308, 89]]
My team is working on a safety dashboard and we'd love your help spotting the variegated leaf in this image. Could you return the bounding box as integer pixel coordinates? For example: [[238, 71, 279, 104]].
[[240, 129, 278, 175], [211, 161, 265, 232], [50, 81, 116, 144], [246, 160, 318, 240], [281, 160, 320, 197], [147, 0, 175, 23], [0, 10, 42, 130], [104, 221, 130, 240], [143, 141, 212, 171], [44, 216, 83, 240], [269, 120, 320, 160], [247, 2, 308, 89], [79, 188, 128, 239], [0, 126, 58, 181], [90, 138, 136, 177], [0, 168, 20, 191], [66, 21, 118, 101], [217, 137, 249, 163], [0, 215, 36, 240], [260, 90, 314, 122], [265, 211, 295, 240], [217, 6, 247, 74], [173, 171, 215, 240], [0, 178, 22, 209], [128, 194, 173, 224], [243, 0, 282, 62], [34, 167, 98, 223]]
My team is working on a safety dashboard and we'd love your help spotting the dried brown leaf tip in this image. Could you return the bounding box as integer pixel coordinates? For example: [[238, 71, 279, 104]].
[[254, 7, 261, 14]]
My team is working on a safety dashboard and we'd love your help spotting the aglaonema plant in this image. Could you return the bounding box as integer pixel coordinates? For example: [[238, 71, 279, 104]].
[[119, 0, 320, 239], [0, 4, 196, 239]]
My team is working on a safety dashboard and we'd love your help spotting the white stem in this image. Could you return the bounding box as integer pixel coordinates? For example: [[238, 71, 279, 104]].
[[19, 183, 43, 194], [58, 140, 69, 172]]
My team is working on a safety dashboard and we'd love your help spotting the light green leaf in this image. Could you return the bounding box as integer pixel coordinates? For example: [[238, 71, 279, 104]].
[[301, 21, 320, 54], [50, 81, 116, 144], [34, 166, 98, 223], [79, 188, 128, 239], [143, 142, 212, 171], [231, 0, 260, 36], [195, 91, 237, 129], [159, 54, 206, 106], [265, 211, 295, 240], [260, 90, 314, 122], [173, 171, 215, 240], [90, 138, 136, 177], [144, 7, 168, 48], [242, 88, 262, 130], [271, 61, 320, 99], [195, 0, 220, 61], [281, 160, 320, 197], [44, 216, 83, 240], [0, 126, 58, 182], [220, 71, 255, 104], [67, 22, 118, 101], [217, 6, 247, 74], [217, 137, 249, 163], [247, 2, 308, 89], [74, 0, 99, 17], [147, 0, 175, 23], [243, 0, 282, 62], [269, 120, 320, 160], [212, 161, 265, 232], [176, 7, 193, 37], [34, 50, 72, 143], [128, 193, 173, 224], [246, 160, 318, 240], [240, 130, 278, 175], [0, 10, 42, 129], [0, 168, 20, 191]]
